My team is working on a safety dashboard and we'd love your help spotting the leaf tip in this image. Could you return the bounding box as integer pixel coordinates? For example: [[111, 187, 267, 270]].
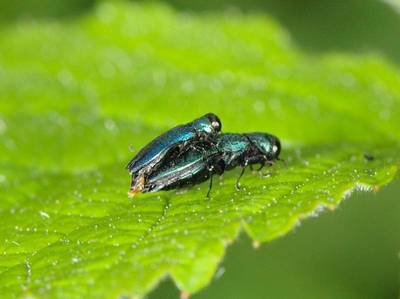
[[180, 291, 191, 299], [223, 239, 233, 246], [252, 240, 260, 249]]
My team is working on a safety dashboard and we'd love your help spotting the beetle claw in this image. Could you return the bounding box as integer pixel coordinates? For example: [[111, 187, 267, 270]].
[[235, 182, 241, 191]]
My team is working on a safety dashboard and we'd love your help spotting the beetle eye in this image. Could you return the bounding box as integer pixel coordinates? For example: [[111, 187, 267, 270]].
[[272, 138, 281, 158], [205, 113, 222, 132], [212, 120, 220, 130]]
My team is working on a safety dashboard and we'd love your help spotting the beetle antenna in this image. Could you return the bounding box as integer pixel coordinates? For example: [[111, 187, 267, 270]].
[[277, 158, 287, 168], [128, 144, 135, 152]]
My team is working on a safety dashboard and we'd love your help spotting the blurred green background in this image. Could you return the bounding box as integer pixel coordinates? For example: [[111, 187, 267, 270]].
[[2, 0, 400, 65], [1, 0, 399, 298]]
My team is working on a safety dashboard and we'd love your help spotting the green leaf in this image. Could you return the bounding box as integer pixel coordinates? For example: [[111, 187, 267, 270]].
[[0, 2, 399, 298]]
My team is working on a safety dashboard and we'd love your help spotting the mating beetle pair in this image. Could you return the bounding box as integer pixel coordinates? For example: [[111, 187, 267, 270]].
[[126, 113, 281, 197]]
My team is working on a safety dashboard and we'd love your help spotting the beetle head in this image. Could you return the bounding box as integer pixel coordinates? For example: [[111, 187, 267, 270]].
[[245, 132, 281, 161], [205, 113, 222, 132]]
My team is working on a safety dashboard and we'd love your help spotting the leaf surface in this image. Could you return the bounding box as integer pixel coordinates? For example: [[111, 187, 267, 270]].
[[0, 2, 399, 298]]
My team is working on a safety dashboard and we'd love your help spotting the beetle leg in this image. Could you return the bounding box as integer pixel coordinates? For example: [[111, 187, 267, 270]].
[[260, 161, 275, 177], [195, 144, 208, 156], [204, 135, 218, 146], [206, 175, 213, 198], [235, 165, 246, 190], [177, 141, 209, 159], [260, 171, 271, 178], [265, 160, 275, 166], [205, 160, 225, 198], [176, 141, 192, 158], [194, 135, 218, 156], [256, 162, 265, 171]]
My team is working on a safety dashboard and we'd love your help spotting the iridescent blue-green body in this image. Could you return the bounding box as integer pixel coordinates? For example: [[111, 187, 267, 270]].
[[126, 113, 221, 196], [142, 132, 281, 195]]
